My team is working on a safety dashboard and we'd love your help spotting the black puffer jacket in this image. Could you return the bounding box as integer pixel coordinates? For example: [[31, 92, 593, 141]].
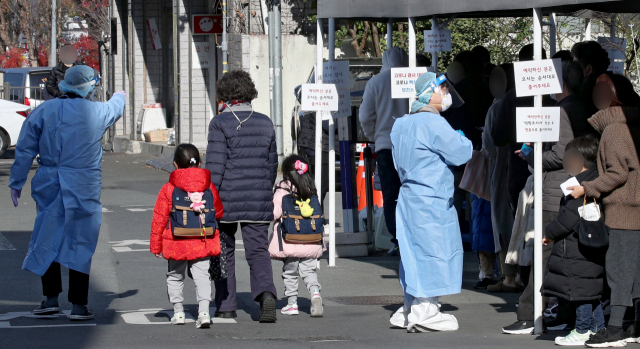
[[297, 110, 339, 155], [542, 167, 606, 301], [46, 61, 79, 98], [205, 106, 278, 223]]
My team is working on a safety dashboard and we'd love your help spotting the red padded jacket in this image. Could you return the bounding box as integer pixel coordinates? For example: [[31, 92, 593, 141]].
[[150, 168, 223, 260]]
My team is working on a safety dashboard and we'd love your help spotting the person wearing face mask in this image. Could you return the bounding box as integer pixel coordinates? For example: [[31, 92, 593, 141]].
[[8, 65, 126, 321], [567, 74, 640, 348], [570, 41, 611, 118], [541, 135, 606, 346], [389, 72, 472, 333]]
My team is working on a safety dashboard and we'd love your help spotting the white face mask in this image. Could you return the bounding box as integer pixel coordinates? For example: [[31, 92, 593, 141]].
[[440, 93, 453, 112]]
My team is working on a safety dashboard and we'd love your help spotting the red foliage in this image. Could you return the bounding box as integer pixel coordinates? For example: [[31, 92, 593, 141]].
[[73, 35, 100, 70], [38, 47, 48, 67], [2, 48, 28, 68]]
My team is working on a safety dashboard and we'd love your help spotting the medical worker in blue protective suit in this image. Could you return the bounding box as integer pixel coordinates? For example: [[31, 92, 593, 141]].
[[9, 65, 126, 321], [389, 72, 473, 333]]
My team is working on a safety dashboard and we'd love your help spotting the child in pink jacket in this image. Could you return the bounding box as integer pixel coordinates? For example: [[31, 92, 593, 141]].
[[269, 155, 326, 317]]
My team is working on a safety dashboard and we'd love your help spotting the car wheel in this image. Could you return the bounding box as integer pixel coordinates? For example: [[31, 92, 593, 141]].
[[0, 129, 9, 158]]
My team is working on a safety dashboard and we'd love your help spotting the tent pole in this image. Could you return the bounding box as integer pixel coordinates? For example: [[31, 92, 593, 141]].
[[409, 17, 416, 108], [550, 13, 557, 57], [431, 15, 438, 70], [533, 7, 544, 336], [387, 19, 393, 48], [328, 18, 336, 267], [316, 18, 324, 234]]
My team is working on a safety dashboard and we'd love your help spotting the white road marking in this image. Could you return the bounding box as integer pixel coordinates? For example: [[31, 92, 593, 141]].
[[126, 208, 149, 212], [102, 207, 112, 213], [118, 308, 236, 325], [0, 233, 16, 251], [109, 240, 150, 253], [0, 311, 96, 329]]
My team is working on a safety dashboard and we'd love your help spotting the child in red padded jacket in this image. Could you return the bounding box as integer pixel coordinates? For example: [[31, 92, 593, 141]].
[[150, 144, 223, 329]]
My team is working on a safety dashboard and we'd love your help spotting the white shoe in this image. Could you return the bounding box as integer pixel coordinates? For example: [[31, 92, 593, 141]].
[[171, 311, 185, 325], [390, 306, 409, 329], [311, 290, 324, 317], [196, 311, 210, 329], [555, 329, 594, 346], [281, 303, 299, 315]]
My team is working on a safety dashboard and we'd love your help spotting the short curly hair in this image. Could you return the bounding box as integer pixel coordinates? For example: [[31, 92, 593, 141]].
[[216, 70, 258, 102]]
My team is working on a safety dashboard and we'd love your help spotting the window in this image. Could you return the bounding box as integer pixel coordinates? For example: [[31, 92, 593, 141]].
[[3, 73, 24, 101], [29, 72, 49, 99]]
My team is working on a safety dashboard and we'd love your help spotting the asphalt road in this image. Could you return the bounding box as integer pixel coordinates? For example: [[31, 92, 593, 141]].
[[0, 153, 564, 349]]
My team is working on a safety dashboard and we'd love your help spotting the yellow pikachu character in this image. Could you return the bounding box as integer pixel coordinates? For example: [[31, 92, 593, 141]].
[[295, 199, 315, 218]]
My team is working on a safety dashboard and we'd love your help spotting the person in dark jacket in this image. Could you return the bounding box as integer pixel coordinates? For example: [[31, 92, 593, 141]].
[[46, 45, 80, 99], [542, 135, 605, 346], [571, 41, 611, 119], [205, 70, 279, 323]]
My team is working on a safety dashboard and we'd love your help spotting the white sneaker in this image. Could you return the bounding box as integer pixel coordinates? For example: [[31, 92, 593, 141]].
[[196, 311, 210, 329], [311, 289, 324, 317], [171, 311, 185, 325], [281, 303, 299, 315], [555, 329, 594, 346]]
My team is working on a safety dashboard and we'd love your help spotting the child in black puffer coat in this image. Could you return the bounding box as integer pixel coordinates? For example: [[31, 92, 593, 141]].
[[542, 135, 606, 346]]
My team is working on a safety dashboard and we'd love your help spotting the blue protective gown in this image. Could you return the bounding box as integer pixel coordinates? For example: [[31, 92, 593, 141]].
[[9, 95, 125, 276], [391, 111, 473, 298]]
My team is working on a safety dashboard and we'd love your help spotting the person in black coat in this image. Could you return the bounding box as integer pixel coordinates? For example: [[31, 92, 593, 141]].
[[542, 135, 606, 344], [46, 45, 81, 99], [205, 70, 279, 323]]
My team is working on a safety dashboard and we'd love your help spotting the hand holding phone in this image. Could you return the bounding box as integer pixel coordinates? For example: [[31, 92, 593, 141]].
[[520, 143, 532, 157]]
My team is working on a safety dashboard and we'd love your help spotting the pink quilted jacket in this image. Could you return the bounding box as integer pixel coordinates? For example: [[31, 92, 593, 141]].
[[268, 181, 325, 260]]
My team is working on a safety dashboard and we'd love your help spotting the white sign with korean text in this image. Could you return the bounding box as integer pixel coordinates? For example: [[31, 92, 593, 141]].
[[391, 67, 429, 99], [301, 84, 339, 112], [516, 107, 561, 143], [424, 30, 452, 52], [193, 42, 211, 68], [514, 58, 563, 97], [322, 61, 351, 118]]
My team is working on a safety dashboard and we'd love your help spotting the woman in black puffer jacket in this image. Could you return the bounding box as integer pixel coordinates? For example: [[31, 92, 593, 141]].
[[206, 70, 279, 323]]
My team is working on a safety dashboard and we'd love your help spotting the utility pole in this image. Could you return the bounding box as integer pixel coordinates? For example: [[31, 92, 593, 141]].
[[222, 0, 228, 74], [51, 0, 57, 67], [268, 0, 283, 162]]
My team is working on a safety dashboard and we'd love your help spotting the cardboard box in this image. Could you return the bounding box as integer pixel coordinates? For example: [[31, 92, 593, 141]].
[[144, 129, 169, 142]]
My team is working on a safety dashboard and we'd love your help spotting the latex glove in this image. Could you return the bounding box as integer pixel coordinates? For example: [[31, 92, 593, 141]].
[[456, 130, 465, 137], [11, 188, 21, 207], [112, 91, 126, 100]]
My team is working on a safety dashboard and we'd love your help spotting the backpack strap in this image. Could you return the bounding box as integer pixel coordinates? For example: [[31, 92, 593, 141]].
[[277, 222, 284, 252]]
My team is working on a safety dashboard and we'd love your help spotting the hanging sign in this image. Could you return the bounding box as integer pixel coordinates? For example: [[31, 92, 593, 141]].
[[516, 107, 561, 143], [514, 58, 563, 97], [598, 37, 627, 61], [146, 19, 162, 50], [301, 84, 339, 112], [391, 67, 429, 99], [193, 42, 211, 68], [192, 14, 223, 35], [322, 61, 351, 118], [423, 30, 452, 52]]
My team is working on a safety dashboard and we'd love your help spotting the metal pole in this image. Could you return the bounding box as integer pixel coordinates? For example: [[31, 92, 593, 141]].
[[387, 19, 393, 49], [550, 13, 557, 57], [315, 18, 324, 203], [611, 15, 616, 38], [268, 4, 275, 121], [274, 1, 283, 163], [408, 17, 416, 108], [51, 0, 57, 66], [430, 15, 438, 70], [533, 7, 544, 336], [327, 18, 336, 267], [630, 24, 640, 86], [222, 0, 228, 74]]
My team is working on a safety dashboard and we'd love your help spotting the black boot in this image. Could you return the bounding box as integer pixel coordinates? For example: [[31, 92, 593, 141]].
[[259, 291, 277, 323]]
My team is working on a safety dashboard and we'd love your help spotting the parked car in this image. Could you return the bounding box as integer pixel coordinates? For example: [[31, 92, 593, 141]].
[[0, 67, 53, 108], [0, 99, 30, 157]]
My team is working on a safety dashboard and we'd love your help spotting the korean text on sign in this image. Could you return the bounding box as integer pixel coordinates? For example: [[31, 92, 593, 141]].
[[423, 30, 452, 52], [516, 107, 561, 143], [301, 84, 339, 112], [513, 58, 563, 97], [322, 61, 351, 119], [390, 67, 429, 99]]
